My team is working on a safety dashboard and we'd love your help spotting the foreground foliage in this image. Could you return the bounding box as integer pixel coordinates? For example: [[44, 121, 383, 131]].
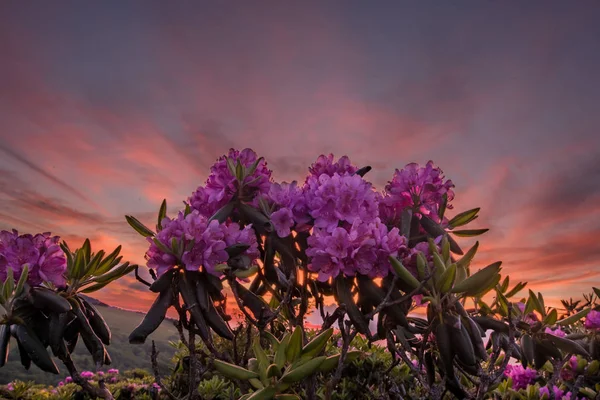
[[1, 148, 600, 399]]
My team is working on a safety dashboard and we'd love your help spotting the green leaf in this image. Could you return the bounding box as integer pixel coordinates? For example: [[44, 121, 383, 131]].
[[456, 241, 479, 271], [593, 287, 600, 299], [557, 308, 591, 326], [213, 359, 259, 381], [505, 281, 527, 298], [71, 249, 86, 280], [528, 290, 544, 315], [544, 309, 558, 326], [437, 263, 456, 294], [451, 261, 502, 296], [438, 193, 448, 221], [389, 257, 421, 291], [15, 265, 29, 296], [246, 157, 264, 177], [3, 268, 14, 299], [157, 199, 167, 231], [94, 246, 122, 275], [82, 239, 92, 266], [500, 276, 510, 293], [301, 328, 333, 359], [448, 208, 480, 229], [125, 215, 156, 238], [93, 262, 135, 284], [451, 229, 489, 237], [286, 326, 302, 363], [208, 202, 235, 224], [281, 356, 326, 383]]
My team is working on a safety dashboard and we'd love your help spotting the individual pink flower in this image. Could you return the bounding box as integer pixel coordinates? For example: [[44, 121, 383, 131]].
[[504, 364, 536, 390], [107, 369, 119, 374], [65, 377, 73, 383], [544, 327, 566, 337], [584, 310, 600, 329]]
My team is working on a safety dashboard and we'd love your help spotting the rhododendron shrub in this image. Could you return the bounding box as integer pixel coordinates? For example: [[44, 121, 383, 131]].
[[3, 148, 600, 400], [0, 232, 136, 400]]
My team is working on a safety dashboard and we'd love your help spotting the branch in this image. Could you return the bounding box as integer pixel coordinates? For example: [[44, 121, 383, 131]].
[[59, 352, 114, 400], [134, 265, 152, 287], [151, 340, 179, 400]]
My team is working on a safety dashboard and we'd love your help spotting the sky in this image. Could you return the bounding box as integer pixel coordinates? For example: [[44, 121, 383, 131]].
[[1, 1, 600, 312]]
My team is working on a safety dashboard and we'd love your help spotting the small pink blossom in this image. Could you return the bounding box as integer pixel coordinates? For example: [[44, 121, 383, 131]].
[[584, 310, 600, 329], [544, 327, 566, 337]]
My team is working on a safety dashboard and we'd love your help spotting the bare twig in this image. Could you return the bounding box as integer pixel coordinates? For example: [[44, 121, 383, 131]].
[[134, 265, 152, 287], [151, 340, 179, 400]]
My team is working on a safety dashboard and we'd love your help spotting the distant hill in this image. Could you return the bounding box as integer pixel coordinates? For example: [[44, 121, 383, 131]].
[[0, 300, 181, 385]]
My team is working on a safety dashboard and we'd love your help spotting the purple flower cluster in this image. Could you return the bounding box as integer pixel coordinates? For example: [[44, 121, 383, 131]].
[[504, 364, 537, 390], [544, 327, 566, 337], [188, 149, 272, 218], [146, 210, 259, 276], [539, 386, 579, 400], [304, 173, 379, 233], [584, 310, 600, 330], [263, 181, 311, 237], [306, 218, 407, 281], [0, 230, 67, 288], [380, 161, 454, 225], [306, 154, 358, 181]]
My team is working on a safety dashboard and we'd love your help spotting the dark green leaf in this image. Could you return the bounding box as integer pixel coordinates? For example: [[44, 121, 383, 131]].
[[448, 208, 480, 229], [451, 229, 489, 237]]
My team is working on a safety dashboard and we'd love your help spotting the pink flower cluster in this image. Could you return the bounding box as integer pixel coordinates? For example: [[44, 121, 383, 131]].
[[146, 210, 259, 276], [380, 161, 454, 225], [188, 148, 272, 218], [504, 364, 537, 390], [584, 310, 600, 329], [264, 181, 311, 237], [306, 219, 407, 281], [539, 385, 578, 400], [304, 173, 379, 233], [544, 327, 566, 337], [306, 154, 358, 181], [0, 230, 67, 287]]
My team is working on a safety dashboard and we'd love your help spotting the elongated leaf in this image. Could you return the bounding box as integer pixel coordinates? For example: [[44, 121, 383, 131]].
[[544, 309, 558, 326], [286, 326, 302, 363], [125, 215, 156, 238], [129, 286, 173, 344], [157, 199, 167, 230], [209, 202, 235, 224], [448, 208, 480, 229], [557, 308, 590, 326], [451, 262, 502, 296], [301, 328, 333, 359], [451, 229, 489, 237], [214, 359, 259, 381], [389, 256, 420, 291], [14, 324, 59, 374], [438, 193, 448, 221], [281, 356, 326, 383], [15, 265, 29, 296], [505, 281, 527, 298], [456, 241, 479, 271], [94, 245, 122, 275]]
